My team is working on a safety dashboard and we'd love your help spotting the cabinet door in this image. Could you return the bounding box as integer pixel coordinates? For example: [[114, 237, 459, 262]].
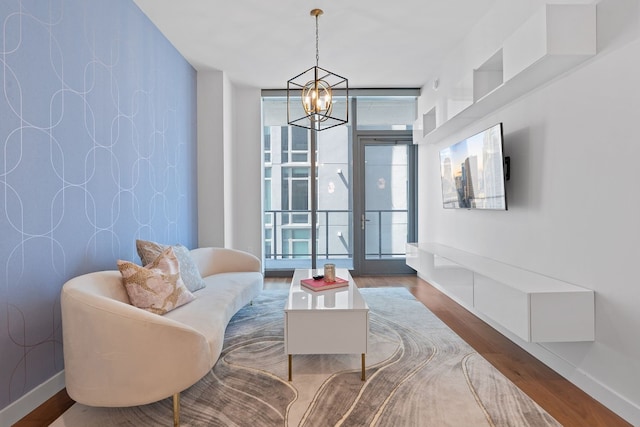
[[474, 274, 530, 341]]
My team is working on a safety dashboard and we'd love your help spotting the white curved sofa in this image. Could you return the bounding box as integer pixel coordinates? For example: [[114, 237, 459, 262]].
[[61, 247, 262, 425]]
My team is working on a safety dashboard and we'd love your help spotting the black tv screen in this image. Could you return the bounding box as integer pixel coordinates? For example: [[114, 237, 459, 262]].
[[439, 123, 507, 210]]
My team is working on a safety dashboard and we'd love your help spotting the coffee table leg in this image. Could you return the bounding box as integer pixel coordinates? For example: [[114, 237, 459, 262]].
[[288, 354, 292, 381], [361, 354, 366, 381]]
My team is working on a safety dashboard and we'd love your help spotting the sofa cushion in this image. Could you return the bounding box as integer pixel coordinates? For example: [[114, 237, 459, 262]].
[[117, 247, 195, 315], [137, 239, 206, 292], [164, 271, 263, 364]]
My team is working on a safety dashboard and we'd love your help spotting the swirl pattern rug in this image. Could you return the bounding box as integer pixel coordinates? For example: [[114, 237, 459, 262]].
[[53, 288, 560, 426]]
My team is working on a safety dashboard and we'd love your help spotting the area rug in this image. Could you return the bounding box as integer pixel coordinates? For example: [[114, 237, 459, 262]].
[[52, 288, 561, 426]]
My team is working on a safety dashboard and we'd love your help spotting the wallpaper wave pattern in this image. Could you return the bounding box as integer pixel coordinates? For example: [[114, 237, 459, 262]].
[[0, 0, 197, 410]]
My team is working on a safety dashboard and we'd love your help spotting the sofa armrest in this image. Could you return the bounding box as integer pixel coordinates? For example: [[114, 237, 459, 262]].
[[61, 274, 212, 407], [190, 247, 261, 277]]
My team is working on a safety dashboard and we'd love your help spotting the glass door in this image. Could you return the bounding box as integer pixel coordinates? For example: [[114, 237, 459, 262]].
[[353, 134, 417, 275]]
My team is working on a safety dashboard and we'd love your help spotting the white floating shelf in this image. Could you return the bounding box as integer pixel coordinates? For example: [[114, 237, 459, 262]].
[[417, 4, 596, 145]]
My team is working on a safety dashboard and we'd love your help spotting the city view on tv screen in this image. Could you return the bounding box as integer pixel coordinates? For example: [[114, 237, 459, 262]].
[[439, 123, 507, 210]]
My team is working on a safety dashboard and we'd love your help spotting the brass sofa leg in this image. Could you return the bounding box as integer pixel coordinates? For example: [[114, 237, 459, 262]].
[[173, 393, 180, 427]]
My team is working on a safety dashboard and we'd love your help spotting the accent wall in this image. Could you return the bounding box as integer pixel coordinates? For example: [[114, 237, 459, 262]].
[[0, 0, 197, 414]]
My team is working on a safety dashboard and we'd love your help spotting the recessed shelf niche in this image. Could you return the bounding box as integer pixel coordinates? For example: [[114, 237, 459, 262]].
[[473, 49, 503, 102], [423, 107, 436, 134]]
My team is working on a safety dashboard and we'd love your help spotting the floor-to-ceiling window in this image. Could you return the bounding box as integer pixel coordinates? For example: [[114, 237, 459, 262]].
[[262, 91, 418, 274]]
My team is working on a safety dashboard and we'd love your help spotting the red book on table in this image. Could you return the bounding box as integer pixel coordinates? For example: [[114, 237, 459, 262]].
[[300, 277, 349, 291]]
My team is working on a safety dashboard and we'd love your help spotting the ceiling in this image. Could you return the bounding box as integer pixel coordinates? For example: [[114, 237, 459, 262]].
[[132, 0, 498, 89]]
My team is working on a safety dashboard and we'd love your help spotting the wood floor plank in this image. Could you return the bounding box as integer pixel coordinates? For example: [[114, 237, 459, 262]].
[[14, 275, 630, 426], [12, 388, 74, 427]]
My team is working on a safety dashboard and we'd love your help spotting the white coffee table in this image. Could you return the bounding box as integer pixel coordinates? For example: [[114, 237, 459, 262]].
[[284, 268, 369, 381]]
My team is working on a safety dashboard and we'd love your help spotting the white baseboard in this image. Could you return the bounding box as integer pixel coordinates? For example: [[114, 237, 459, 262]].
[[0, 370, 66, 426]]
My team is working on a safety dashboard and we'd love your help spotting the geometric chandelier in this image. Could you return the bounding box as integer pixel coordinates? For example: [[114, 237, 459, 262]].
[[287, 8, 349, 131]]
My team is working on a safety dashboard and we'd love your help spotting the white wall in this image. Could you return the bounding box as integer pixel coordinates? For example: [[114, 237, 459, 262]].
[[230, 85, 263, 258], [197, 69, 263, 260], [223, 74, 234, 246], [417, 0, 640, 423], [197, 70, 226, 247]]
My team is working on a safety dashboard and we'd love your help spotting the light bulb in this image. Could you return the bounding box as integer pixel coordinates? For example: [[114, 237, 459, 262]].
[[324, 94, 331, 109]]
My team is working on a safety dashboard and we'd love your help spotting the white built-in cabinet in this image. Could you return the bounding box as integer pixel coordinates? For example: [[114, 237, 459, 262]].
[[407, 243, 595, 343], [413, 4, 596, 145], [408, 4, 597, 343]]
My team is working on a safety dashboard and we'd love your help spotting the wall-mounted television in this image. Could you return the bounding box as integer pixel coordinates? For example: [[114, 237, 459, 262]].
[[439, 123, 508, 210]]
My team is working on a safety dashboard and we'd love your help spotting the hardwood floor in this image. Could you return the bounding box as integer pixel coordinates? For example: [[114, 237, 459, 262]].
[[14, 275, 630, 426], [12, 389, 74, 427]]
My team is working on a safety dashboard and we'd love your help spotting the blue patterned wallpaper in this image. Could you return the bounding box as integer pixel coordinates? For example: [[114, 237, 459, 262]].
[[0, 0, 197, 410]]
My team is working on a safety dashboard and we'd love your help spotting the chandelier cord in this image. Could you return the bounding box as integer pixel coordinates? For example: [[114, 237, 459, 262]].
[[315, 13, 319, 67]]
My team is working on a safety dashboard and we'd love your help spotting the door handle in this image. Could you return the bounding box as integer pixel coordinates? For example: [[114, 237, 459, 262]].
[[361, 214, 371, 230]]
